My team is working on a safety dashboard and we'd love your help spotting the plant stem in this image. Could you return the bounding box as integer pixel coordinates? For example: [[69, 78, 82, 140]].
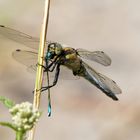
[[28, 0, 51, 140], [0, 122, 17, 131], [16, 131, 25, 140]]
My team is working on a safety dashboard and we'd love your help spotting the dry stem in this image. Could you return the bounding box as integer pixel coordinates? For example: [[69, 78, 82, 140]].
[[28, 0, 51, 140]]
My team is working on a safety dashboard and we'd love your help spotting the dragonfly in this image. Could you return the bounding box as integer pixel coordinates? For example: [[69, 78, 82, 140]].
[[0, 25, 122, 114]]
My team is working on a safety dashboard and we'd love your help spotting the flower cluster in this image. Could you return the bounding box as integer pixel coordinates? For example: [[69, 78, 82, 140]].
[[9, 102, 41, 131]]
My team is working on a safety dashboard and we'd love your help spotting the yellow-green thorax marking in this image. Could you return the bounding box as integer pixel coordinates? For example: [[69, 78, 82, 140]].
[[61, 47, 82, 73]]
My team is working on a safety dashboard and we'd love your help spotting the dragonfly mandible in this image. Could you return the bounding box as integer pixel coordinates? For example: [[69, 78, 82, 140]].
[[0, 25, 122, 101]]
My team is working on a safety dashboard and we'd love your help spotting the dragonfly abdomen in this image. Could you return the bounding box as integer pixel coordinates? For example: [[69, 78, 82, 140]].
[[78, 65, 118, 101]]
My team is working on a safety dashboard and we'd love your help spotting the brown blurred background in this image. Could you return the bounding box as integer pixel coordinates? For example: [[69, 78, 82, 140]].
[[0, 0, 140, 140]]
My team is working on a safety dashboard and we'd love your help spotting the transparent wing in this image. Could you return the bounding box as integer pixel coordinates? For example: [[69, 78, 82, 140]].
[[77, 48, 111, 66], [12, 49, 79, 80], [0, 25, 51, 50], [82, 61, 121, 100], [27, 64, 80, 80], [12, 49, 38, 67], [43, 65, 79, 81]]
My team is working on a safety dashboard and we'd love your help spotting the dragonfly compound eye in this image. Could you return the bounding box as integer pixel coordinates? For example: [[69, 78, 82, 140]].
[[55, 47, 62, 55]]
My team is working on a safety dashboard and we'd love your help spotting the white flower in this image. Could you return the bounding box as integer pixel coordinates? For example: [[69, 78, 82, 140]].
[[9, 102, 41, 131]]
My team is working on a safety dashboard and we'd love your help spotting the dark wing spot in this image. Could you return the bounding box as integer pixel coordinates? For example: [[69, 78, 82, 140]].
[[16, 49, 21, 52], [0, 25, 5, 27]]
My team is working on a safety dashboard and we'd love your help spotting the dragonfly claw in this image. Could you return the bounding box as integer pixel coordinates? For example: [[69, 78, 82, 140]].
[[37, 63, 47, 70]]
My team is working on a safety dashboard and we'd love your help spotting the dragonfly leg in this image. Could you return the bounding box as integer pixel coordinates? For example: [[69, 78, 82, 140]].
[[41, 64, 60, 92], [48, 62, 57, 72], [37, 63, 47, 70], [45, 56, 60, 72], [37, 61, 56, 72]]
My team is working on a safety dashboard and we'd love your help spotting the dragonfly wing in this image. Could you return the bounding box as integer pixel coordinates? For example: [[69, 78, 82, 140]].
[[13, 50, 79, 80], [43, 65, 80, 81], [26, 65, 37, 73], [59, 66, 79, 80], [77, 48, 111, 66], [12, 49, 38, 72], [0, 25, 50, 50], [82, 61, 121, 100]]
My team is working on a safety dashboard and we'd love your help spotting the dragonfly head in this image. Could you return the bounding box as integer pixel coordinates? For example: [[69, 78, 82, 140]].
[[46, 43, 63, 60]]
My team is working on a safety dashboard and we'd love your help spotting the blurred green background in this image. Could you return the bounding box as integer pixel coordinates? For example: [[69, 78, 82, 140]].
[[0, 0, 140, 140]]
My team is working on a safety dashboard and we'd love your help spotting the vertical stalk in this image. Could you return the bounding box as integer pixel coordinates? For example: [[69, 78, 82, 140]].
[[28, 0, 51, 140], [16, 131, 25, 140]]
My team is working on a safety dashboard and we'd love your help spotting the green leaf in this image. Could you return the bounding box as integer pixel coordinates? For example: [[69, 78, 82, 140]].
[[0, 96, 15, 108]]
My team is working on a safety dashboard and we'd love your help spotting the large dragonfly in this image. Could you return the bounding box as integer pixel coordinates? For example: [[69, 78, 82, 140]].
[[0, 25, 122, 101]]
